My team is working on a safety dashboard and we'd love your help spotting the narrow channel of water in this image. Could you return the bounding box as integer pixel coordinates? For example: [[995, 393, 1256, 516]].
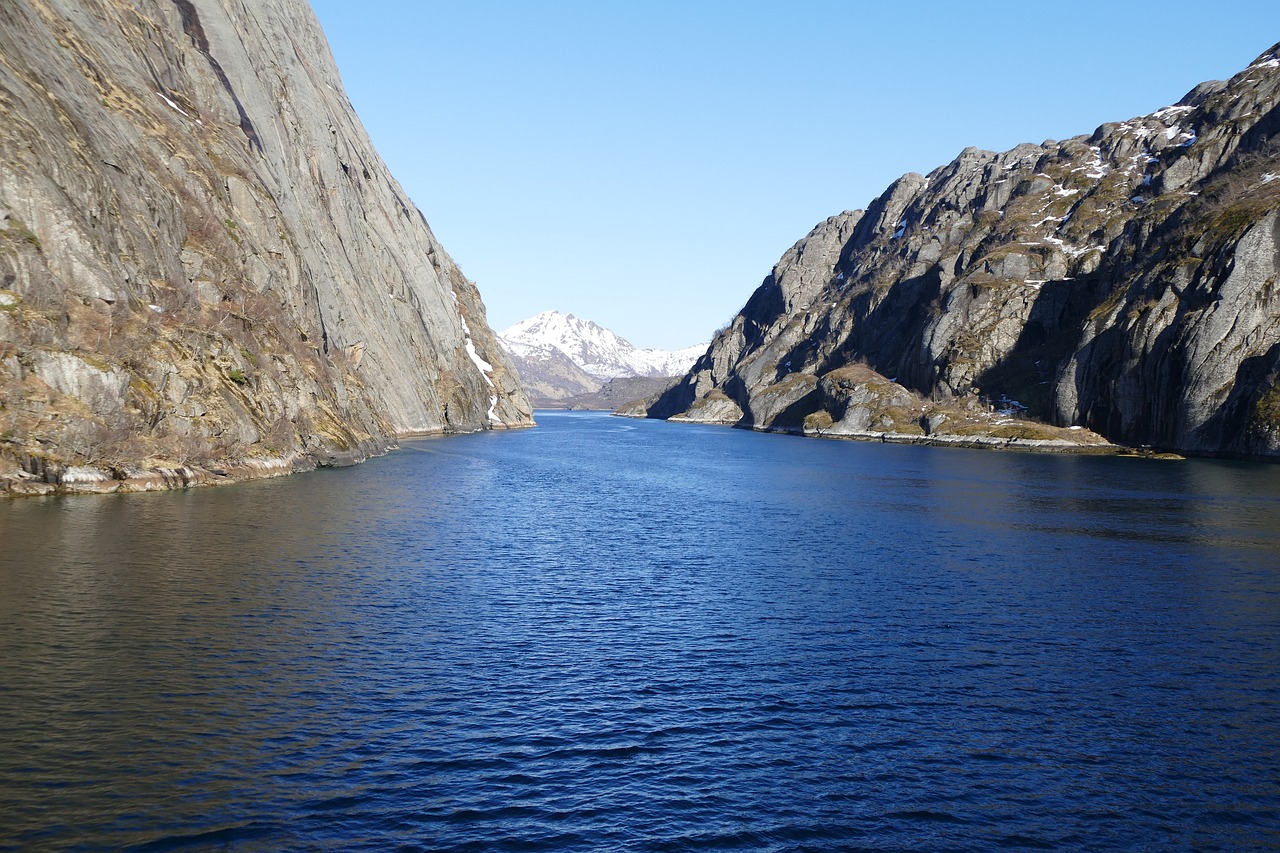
[[2, 411, 1278, 850]]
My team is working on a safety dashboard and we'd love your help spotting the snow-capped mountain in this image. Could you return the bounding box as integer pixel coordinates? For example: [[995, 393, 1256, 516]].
[[499, 337, 601, 402], [500, 311, 706, 380]]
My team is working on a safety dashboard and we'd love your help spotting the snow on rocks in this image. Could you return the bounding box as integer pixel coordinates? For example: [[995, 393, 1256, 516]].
[[1070, 146, 1110, 180], [1044, 236, 1104, 258], [451, 290, 499, 424], [155, 91, 203, 126], [500, 310, 705, 380], [1151, 105, 1195, 121], [155, 91, 190, 117]]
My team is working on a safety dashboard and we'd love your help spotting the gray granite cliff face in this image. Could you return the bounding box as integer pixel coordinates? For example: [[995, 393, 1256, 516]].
[[649, 44, 1280, 459], [0, 0, 532, 494]]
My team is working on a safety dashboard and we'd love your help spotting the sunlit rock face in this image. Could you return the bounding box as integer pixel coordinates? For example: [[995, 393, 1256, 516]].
[[649, 44, 1280, 459], [0, 0, 532, 494]]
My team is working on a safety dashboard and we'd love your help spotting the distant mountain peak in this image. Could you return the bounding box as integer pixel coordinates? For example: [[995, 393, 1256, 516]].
[[499, 310, 705, 381]]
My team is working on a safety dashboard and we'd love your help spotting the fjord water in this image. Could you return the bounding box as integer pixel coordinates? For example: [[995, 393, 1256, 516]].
[[2, 412, 1279, 851]]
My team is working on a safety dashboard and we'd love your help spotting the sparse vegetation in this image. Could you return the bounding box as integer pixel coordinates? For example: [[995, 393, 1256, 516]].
[[3, 216, 41, 251], [804, 410, 833, 431], [960, 421, 1063, 441], [1252, 382, 1280, 432]]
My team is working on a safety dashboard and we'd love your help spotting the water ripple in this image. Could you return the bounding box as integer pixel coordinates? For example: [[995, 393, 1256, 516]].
[[2, 412, 1280, 850]]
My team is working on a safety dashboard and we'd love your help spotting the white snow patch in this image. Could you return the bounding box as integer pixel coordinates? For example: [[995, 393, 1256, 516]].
[[451, 290, 500, 423], [1122, 152, 1147, 176], [1152, 105, 1194, 120], [1119, 122, 1154, 140], [1043, 237, 1104, 258], [1070, 146, 1110, 180], [155, 91, 189, 118], [1248, 57, 1280, 71], [458, 316, 495, 379], [1262, 173, 1278, 183], [464, 334, 494, 378], [148, 303, 163, 313]]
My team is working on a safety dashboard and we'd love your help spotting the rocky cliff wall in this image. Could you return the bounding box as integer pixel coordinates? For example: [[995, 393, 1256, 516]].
[[0, 0, 532, 494], [649, 44, 1280, 459]]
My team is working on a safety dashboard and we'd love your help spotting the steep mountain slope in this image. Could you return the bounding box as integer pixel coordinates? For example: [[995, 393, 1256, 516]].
[[498, 337, 602, 402], [0, 0, 532, 494], [501, 311, 705, 381], [648, 45, 1280, 459]]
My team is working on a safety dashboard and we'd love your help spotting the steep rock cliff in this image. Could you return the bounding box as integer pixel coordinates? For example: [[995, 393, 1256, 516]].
[[650, 44, 1280, 459], [0, 0, 532, 494]]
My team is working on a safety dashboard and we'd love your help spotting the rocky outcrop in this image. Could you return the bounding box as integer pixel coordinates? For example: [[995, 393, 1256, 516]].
[[648, 44, 1280, 459], [0, 0, 532, 495]]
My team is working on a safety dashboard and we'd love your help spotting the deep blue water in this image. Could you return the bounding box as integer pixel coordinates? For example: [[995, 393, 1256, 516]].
[[2, 410, 1280, 851]]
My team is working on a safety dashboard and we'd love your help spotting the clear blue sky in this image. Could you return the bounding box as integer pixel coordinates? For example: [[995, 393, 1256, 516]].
[[308, 1, 1278, 350]]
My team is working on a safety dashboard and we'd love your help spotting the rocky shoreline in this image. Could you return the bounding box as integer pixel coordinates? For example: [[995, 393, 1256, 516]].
[[0, 439, 389, 498], [0, 421, 532, 498], [762, 426, 1138, 456], [617, 408, 1141, 456], [642, 411, 1199, 458]]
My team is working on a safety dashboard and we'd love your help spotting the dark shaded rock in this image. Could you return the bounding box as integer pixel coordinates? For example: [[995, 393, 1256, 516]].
[[650, 44, 1280, 460]]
